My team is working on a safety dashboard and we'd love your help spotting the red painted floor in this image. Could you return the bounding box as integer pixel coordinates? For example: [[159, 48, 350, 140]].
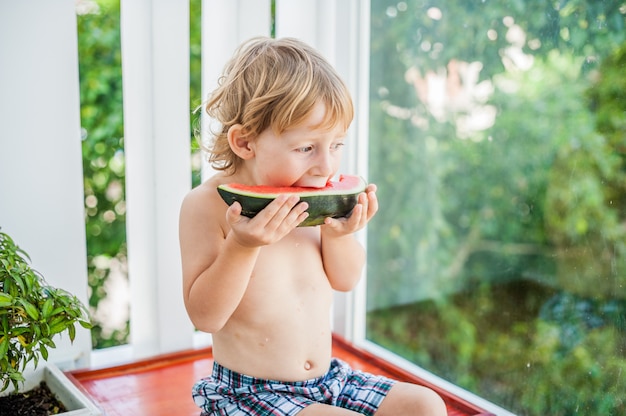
[[68, 335, 493, 416]]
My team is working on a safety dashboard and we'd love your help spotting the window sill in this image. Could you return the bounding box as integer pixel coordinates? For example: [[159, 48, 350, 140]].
[[67, 334, 495, 416]]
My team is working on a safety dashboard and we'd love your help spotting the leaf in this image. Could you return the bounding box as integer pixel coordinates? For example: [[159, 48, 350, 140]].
[[12, 272, 26, 294], [68, 323, 76, 342], [78, 319, 93, 329], [49, 321, 68, 335], [41, 297, 53, 319], [0, 337, 8, 359], [9, 372, 24, 382], [0, 293, 12, 308], [17, 299, 39, 320], [17, 335, 28, 348], [50, 307, 66, 316], [39, 344, 48, 361], [33, 323, 43, 339]]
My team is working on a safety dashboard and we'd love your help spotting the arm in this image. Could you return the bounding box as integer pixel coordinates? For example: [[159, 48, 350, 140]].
[[320, 184, 378, 291], [180, 186, 309, 333]]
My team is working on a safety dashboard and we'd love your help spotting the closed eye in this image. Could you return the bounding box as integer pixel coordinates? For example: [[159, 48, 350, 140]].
[[331, 142, 345, 151]]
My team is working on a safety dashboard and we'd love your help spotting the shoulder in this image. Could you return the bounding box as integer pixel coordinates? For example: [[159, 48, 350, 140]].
[[182, 174, 230, 211], [179, 173, 233, 232]]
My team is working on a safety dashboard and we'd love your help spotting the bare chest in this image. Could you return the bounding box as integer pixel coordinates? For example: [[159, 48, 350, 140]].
[[235, 228, 332, 320]]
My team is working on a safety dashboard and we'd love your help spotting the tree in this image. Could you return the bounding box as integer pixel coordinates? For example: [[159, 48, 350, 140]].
[[77, 0, 128, 349], [367, 1, 626, 413]]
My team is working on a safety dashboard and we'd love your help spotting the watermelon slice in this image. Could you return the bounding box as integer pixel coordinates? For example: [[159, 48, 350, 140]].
[[217, 174, 367, 226]]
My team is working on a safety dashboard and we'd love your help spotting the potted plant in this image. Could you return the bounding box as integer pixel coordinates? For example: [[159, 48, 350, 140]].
[[0, 229, 99, 415]]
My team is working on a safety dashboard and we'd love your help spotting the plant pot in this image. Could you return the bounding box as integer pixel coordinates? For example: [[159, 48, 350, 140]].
[[1, 363, 102, 415]]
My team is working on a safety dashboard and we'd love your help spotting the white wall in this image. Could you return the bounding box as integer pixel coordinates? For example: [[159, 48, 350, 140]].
[[0, 0, 92, 368]]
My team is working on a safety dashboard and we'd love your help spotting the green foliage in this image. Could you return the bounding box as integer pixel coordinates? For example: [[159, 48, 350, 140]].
[[520, 323, 626, 415], [367, 0, 626, 308], [367, 0, 626, 414], [0, 230, 92, 393], [367, 281, 626, 414], [76, 0, 128, 349], [190, 0, 203, 188], [544, 43, 626, 298], [77, 0, 204, 348]]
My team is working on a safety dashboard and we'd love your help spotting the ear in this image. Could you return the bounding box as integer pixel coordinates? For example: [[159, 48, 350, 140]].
[[227, 124, 255, 160]]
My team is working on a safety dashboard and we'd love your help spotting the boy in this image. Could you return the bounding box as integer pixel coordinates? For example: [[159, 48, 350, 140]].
[[179, 37, 447, 416]]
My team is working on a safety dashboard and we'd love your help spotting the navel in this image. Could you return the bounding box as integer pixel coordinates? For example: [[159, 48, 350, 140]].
[[304, 360, 312, 371]]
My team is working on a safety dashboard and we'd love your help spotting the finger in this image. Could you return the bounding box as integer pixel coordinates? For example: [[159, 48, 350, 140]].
[[263, 195, 304, 230], [352, 204, 366, 226], [354, 193, 369, 225], [226, 201, 243, 224], [288, 201, 309, 226], [294, 205, 310, 226], [323, 216, 342, 228], [366, 190, 378, 219], [269, 200, 308, 234], [336, 203, 363, 230], [256, 194, 295, 222]]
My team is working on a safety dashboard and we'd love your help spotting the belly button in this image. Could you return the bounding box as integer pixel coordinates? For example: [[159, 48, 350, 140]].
[[304, 361, 312, 371]]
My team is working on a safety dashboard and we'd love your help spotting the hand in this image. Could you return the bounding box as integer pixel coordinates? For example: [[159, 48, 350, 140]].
[[226, 194, 309, 247], [321, 183, 378, 237]]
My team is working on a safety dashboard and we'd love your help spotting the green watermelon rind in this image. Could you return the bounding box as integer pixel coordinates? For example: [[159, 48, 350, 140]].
[[217, 175, 367, 227]]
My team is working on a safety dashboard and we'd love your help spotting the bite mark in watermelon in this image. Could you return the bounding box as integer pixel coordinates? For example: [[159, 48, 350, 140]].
[[217, 174, 367, 227]]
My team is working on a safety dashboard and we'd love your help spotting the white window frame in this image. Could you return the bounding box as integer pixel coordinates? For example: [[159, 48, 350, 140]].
[[119, 0, 195, 359]]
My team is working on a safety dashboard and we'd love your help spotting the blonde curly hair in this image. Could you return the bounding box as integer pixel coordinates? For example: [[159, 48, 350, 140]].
[[202, 37, 354, 174]]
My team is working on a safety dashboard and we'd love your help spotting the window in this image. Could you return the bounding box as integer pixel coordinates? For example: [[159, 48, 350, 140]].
[[77, 0, 129, 350], [365, 1, 626, 414]]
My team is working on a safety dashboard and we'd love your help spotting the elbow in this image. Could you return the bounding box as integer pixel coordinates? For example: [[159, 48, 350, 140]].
[[195, 323, 223, 334], [326, 264, 364, 292], [190, 315, 227, 334], [328, 272, 360, 292], [186, 305, 229, 334], [184, 284, 232, 334], [331, 281, 358, 292]]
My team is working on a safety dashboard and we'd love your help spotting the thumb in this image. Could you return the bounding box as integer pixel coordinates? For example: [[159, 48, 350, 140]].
[[226, 201, 243, 223], [323, 217, 340, 228]]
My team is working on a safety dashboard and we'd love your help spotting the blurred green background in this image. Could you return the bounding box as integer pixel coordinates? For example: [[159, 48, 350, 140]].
[[366, 1, 625, 414]]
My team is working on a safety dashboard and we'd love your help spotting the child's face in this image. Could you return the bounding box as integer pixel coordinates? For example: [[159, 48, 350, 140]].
[[247, 102, 346, 188]]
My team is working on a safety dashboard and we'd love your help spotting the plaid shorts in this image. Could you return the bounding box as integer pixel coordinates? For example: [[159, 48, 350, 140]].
[[192, 358, 396, 415]]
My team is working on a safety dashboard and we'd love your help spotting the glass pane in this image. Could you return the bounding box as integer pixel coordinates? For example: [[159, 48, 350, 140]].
[[77, 0, 204, 349], [77, 0, 129, 349], [366, 1, 626, 414]]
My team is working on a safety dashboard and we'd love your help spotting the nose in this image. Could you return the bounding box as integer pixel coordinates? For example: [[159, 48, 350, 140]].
[[312, 149, 334, 177]]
